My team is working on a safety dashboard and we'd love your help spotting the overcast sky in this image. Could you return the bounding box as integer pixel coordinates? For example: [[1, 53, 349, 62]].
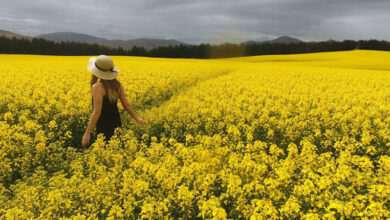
[[1, 0, 389, 44]]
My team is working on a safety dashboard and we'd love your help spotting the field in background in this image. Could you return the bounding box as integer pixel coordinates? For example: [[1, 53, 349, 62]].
[[0, 50, 389, 218]]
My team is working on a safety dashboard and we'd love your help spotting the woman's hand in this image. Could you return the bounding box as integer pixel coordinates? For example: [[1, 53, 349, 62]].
[[136, 117, 147, 125], [81, 132, 91, 148]]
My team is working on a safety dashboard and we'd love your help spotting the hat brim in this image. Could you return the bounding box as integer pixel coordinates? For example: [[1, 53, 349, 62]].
[[87, 57, 119, 80]]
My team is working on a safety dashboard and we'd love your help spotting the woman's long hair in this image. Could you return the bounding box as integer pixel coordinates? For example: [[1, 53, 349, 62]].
[[90, 75, 121, 102]]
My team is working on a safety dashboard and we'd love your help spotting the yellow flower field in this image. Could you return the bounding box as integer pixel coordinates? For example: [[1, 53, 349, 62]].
[[0, 50, 389, 219]]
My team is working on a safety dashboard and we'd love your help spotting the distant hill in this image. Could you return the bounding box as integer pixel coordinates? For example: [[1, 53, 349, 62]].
[[3, 29, 303, 49], [269, 36, 302, 44], [0, 29, 31, 39], [96, 38, 186, 50], [36, 32, 186, 50], [37, 32, 104, 43], [244, 36, 303, 44]]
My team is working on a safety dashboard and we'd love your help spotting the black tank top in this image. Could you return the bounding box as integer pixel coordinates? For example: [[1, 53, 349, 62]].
[[92, 94, 122, 136]]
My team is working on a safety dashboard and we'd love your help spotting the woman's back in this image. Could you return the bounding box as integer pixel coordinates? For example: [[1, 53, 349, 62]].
[[91, 87, 122, 141]]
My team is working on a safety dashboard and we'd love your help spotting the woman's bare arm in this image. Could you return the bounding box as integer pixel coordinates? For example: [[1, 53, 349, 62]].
[[118, 82, 146, 125], [85, 84, 103, 134], [119, 82, 138, 120]]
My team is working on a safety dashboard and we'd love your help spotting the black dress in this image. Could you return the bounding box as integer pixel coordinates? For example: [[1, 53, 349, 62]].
[[92, 94, 122, 141]]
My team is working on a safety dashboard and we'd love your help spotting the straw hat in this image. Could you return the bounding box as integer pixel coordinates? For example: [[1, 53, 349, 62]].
[[87, 55, 119, 80]]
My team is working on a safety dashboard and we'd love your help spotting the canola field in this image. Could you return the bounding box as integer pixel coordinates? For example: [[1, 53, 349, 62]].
[[0, 50, 390, 219]]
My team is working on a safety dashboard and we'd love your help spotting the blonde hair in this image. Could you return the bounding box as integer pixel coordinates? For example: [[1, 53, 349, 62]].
[[90, 75, 121, 102]]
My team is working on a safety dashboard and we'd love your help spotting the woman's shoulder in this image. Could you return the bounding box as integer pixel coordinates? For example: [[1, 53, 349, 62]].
[[92, 82, 105, 95], [92, 81, 103, 88]]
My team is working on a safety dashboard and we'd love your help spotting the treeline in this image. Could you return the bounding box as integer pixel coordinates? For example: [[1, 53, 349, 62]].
[[1, 36, 390, 58]]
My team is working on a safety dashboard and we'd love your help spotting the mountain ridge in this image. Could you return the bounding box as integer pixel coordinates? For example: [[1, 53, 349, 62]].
[[0, 29, 31, 39], [36, 32, 186, 50], [1, 29, 305, 49], [244, 36, 303, 44]]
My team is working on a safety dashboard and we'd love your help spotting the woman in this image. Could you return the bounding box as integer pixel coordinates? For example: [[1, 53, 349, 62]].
[[82, 55, 146, 148]]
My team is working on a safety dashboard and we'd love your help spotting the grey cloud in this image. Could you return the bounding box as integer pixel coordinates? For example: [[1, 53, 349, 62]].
[[0, 0, 389, 44]]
